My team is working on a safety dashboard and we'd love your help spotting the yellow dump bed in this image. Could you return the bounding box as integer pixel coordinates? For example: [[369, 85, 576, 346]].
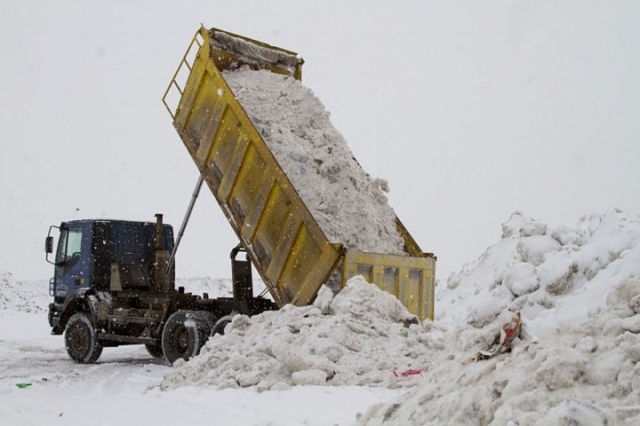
[[164, 26, 436, 320]]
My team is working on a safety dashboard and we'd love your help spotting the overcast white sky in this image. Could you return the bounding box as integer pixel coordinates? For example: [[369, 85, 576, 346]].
[[1, 1, 639, 282]]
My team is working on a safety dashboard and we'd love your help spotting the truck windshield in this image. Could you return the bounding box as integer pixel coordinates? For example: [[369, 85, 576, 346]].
[[56, 227, 83, 264]]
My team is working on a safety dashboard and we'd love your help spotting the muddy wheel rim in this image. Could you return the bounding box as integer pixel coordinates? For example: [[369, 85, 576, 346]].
[[68, 323, 90, 358], [173, 325, 189, 355]]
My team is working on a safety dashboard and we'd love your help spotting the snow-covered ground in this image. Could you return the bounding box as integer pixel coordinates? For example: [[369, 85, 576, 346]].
[[3, 209, 640, 425], [0, 274, 400, 425]]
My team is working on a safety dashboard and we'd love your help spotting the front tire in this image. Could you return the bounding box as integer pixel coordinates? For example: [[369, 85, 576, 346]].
[[64, 312, 103, 364], [161, 310, 210, 364]]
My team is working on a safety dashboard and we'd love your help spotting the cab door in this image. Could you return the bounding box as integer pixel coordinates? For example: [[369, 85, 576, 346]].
[[53, 223, 92, 297]]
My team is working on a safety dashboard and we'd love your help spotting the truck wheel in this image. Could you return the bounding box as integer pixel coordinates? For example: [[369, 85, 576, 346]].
[[145, 344, 164, 359], [193, 311, 216, 334], [162, 310, 208, 364], [211, 315, 235, 336], [64, 312, 103, 364]]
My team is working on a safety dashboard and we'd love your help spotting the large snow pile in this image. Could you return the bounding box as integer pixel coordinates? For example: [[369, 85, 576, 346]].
[[161, 276, 435, 391], [357, 209, 640, 425], [0, 272, 48, 313], [223, 68, 405, 255], [359, 277, 640, 425], [161, 209, 640, 425], [438, 209, 640, 335]]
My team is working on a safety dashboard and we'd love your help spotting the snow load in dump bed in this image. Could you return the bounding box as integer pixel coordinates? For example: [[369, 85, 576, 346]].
[[211, 30, 303, 75], [163, 26, 436, 320]]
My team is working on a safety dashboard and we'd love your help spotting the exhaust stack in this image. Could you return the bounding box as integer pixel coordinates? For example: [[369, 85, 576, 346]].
[[152, 213, 174, 292]]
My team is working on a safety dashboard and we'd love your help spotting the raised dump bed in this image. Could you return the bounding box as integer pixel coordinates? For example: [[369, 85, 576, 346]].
[[163, 26, 436, 320]]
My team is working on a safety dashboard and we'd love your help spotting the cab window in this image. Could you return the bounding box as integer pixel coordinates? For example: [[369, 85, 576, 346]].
[[56, 227, 83, 264]]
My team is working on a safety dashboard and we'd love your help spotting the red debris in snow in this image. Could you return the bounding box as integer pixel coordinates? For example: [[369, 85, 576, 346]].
[[393, 369, 422, 377]]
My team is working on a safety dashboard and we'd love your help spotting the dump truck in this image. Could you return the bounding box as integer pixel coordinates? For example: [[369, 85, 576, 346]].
[[45, 26, 436, 365]]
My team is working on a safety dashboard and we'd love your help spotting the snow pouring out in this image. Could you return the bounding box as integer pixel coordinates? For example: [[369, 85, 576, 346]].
[[161, 209, 640, 425], [223, 68, 406, 255]]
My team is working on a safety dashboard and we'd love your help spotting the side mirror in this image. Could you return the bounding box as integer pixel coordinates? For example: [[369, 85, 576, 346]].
[[45, 236, 54, 254], [45, 225, 60, 266]]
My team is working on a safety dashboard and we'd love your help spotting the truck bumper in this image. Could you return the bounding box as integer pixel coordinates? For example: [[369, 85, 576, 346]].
[[48, 303, 63, 335]]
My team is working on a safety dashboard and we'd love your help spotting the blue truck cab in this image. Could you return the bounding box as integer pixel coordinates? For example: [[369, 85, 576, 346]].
[[46, 218, 174, 303]]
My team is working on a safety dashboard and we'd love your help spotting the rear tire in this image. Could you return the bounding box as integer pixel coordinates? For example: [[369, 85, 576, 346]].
[[161, 310, 211, 364], [64, 312, 103, 364], [145, 343, 164, 359], [211, 315, 234, 336], [193, 311, 216, 336]]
